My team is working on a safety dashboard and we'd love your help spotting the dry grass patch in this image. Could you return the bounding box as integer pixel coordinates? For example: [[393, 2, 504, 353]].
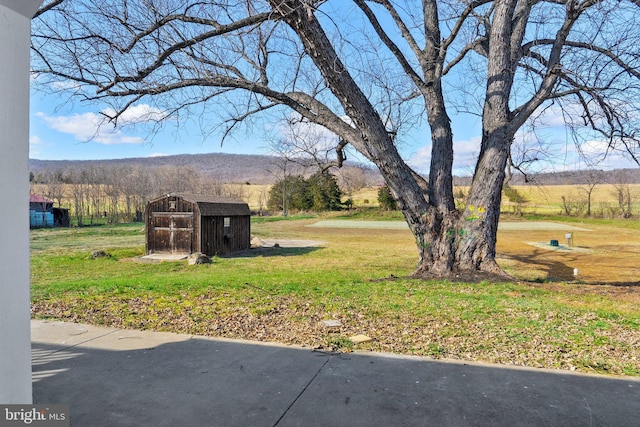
[[497, 220, 640, 284], [31, 216, 640, 377]]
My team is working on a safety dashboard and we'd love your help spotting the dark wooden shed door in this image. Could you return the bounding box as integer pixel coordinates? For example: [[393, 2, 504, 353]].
[[151, 213, 194, 254]]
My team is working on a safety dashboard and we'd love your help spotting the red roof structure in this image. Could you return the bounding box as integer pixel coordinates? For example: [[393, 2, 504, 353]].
[[29, 194, 53, 204]]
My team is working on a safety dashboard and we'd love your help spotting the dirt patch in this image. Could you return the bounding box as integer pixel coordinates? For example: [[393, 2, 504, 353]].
[[497, 222, 640, 284]]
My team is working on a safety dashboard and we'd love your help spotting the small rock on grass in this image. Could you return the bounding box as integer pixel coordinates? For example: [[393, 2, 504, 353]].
[[322, 319, 342, 330], [91, 250, 109, 259], [349, 334, 372, 344], [250, 236, 263, 248], [187, 253, 212, 265]]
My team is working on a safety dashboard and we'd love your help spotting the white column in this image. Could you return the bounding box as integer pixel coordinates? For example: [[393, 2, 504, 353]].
[[0, 0, 43, 404]]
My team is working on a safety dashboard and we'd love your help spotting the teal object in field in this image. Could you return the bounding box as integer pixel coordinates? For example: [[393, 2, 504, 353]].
[[30, 210, 54, 228]]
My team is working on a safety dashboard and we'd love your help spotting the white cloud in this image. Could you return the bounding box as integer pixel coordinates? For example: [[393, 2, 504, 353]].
[[407, 145, 430, 171], [148, 152, 168, 158], [531, 105, 570, 128], [35, 104, 165, 145], [574, 139, 639, 170], [29, 135, 44, 157], [272, 114, 355, 162], [408, 136, 480, 175], [277, 116, 345, 149], [453, 137, 482, 173], [36, 111, 141, 145], [103, 104, 166, 124], [51, 80, 82, 91]]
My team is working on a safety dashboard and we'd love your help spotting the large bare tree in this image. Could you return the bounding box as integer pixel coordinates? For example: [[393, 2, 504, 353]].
[[32, 0, 640, 278]]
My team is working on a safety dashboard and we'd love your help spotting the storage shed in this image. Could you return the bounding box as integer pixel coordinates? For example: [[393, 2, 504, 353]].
[[145, 193, 251, 256], [29, 194, 70, 228]]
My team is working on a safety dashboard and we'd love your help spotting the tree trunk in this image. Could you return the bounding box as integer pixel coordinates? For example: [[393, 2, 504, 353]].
[[272, 0, 513, 280], [411, 130, 511, 278], [407, 0, 517, 279]]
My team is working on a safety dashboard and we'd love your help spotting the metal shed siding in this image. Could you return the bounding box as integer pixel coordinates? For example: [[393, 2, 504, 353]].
[[145, 193, 250, 256]]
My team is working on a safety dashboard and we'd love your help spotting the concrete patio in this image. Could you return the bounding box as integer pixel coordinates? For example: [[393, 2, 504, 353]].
[[32, 320, 640, 426]]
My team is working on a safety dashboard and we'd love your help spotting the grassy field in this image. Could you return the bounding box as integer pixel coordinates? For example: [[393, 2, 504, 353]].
[[499, 184, 640, 216], [30, 213, 640, 377]]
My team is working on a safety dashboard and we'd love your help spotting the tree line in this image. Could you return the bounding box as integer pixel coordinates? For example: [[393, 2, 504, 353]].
[[30, 163, 358, 225], [30, 164, 245, 225]]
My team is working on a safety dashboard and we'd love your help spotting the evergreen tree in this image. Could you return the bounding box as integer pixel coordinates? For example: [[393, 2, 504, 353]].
[[267, 175, 310, 213], [268, 173, 342, 214], [378, 185, 398, 211], [307, 172, 342, 212]]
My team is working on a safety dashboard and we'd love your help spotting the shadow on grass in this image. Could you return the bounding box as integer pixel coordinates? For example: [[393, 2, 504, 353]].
[[501, 249, 580, 283], [583, 281, 640, 288], [229, 245, 324, 258], [503, 250, 640, 288]]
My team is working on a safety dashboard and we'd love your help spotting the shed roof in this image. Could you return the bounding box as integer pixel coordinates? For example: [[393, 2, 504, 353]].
[[30, 194, 53, 204], [163, 193, 251, 216]]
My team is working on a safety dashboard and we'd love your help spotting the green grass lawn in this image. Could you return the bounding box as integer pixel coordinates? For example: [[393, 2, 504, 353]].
[[30, 216, 640, 376]]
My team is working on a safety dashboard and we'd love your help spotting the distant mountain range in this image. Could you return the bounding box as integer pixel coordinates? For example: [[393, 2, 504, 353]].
[[29, 152, 382, 185], [29, 152, 639, 186]]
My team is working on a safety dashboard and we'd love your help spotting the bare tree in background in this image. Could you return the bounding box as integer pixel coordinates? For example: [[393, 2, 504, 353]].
[[32, 0, 640, 279], [577, 169, 604, 217], [610, 169, 636, 218], [65, 168, 89, 226], [505, 132, 554, 186], [42, 169, 66, 209], [276, 116, 352, 173], [336, 166, 369, 208], [266, 135, 306, 216]]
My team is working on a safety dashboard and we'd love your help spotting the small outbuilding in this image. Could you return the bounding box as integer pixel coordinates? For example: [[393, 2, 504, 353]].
[[29, 194, 70, 228], [145, 193, 251, 257]]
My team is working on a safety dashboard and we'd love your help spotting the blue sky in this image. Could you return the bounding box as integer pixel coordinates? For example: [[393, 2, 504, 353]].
[[29, 90, 264, 161], [29, 78, 638, 176], [28, 1, 638, 176]]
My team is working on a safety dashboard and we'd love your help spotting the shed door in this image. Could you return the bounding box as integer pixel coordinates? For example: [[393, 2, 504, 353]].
[[151, 213, 194, 254]]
